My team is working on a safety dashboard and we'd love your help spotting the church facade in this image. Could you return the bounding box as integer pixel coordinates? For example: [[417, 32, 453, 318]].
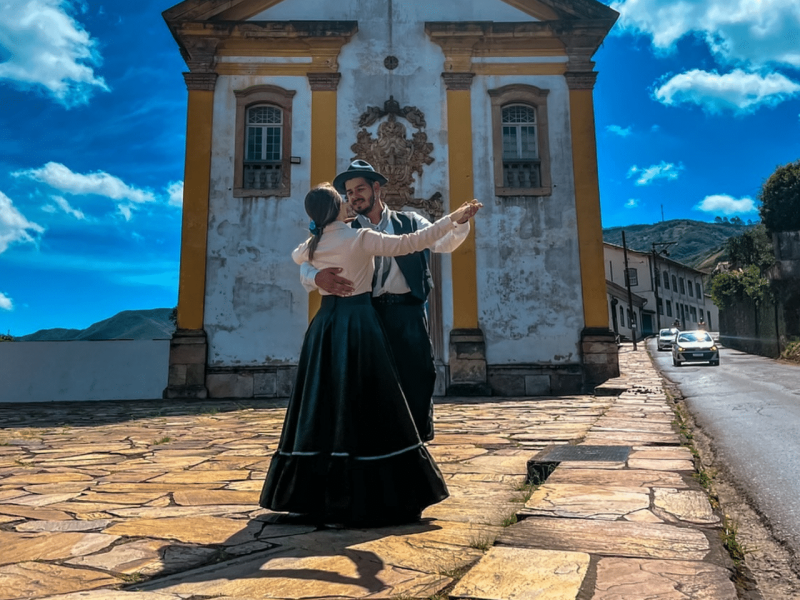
[[163, 0, 620, 399]]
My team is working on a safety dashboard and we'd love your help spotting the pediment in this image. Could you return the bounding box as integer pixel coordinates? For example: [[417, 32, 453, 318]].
[[164, 0, 617, 25]]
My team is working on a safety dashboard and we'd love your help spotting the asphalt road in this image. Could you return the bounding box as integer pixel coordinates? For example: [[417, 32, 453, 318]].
[[649, 337, 800, 557]]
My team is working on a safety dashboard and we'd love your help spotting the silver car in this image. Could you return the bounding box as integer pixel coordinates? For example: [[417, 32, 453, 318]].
[[672, 330, 720, 366], [657, 328, 679, 351]]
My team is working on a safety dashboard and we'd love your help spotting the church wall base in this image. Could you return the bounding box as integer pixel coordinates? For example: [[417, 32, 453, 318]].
[[163, 329, 209, 400]]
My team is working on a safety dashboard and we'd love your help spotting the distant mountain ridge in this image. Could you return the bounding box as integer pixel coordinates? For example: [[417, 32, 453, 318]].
[[603, 219, 750, 271], [19, 308, 175, 341]]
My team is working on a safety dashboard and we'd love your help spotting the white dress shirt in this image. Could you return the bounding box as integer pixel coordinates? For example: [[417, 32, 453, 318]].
[[292, 217, 458, 297], [299, 205, 470, 295]]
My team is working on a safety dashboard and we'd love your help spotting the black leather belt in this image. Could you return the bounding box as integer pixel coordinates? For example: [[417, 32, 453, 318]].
[[372, 293, 420, 305]]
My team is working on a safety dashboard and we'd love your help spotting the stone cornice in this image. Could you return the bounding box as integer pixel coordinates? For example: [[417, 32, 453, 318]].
[[169, 20, 358, 73], [442, 72, 475, 91], [565, 71, 598, 90], [183, 72, 218, 91], [425, 19, 615, 58], [307, 72, 341, 91]]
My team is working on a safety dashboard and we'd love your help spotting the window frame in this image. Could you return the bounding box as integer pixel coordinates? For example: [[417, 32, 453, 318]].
[[233, 85, 296, 198], [663, 271, 669, 289], [488, 84, 552, 197]]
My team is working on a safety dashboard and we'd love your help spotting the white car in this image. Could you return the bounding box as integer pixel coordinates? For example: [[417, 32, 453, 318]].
[[657, 328, 679, 351], [672, 330, 720, 366]]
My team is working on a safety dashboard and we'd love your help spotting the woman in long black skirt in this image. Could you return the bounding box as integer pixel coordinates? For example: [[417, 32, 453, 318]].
[[260, 183, 482, 526]]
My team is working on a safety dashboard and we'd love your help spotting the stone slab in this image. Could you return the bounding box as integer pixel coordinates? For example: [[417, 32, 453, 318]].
[[451, 547, 590, 600], [105, 505, 257, 518], [173, 490, 260, 506], [133, 548, 451, 599], [628, 458, 696, 471], [67, 539, 217, 576], [104, 516, 259, 545], [653, 488, 720, 525], [523, 484, 650, 520], [0, 562, 121, 600], [16, 519, 112, 533], [545, 468, 688, 489], [0, 531, 119, 565], [497, 518, 710, 560], [145, 470, 251, 483], [593, 558, 738, 599]]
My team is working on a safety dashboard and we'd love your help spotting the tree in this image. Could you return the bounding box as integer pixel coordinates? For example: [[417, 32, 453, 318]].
[[725, 224, 774, 273], [730, 216, 743, 226], [715, 216, 723, 223], [759, 159, 800, 233], [710, 265, 771, 309]]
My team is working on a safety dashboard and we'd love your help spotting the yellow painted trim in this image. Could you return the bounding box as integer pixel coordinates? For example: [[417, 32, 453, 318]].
[[216, 63, 335, 76], [176, 89, 214, 330], [446, 89, 479, 330], [500, 0, 560, 20], [472, 63, 567, 76], [307, 88, 338, 321], [569, 88, 610, 330]]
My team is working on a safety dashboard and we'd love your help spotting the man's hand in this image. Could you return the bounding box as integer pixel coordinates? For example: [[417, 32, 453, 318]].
[[315, 267, 354, 296], [454, 200, 483, 224]]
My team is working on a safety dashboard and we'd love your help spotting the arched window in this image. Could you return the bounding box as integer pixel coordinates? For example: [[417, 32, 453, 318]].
[[244, 105, 283, 190], [501, 104, 540, 188], [488, 84, 551, 196], [663, 271, 669, 289], [233, 85, 295, 198]]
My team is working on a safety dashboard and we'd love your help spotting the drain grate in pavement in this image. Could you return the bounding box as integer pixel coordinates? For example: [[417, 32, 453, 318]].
[[536, 445, 632, 463], [526, 445, 632, 485]]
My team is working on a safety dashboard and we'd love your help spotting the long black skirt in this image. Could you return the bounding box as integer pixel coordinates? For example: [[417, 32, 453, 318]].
[[259, 293, 448, 525]]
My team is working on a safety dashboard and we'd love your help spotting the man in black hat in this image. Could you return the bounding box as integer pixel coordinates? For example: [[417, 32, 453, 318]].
[[299, 160, 477, 441]]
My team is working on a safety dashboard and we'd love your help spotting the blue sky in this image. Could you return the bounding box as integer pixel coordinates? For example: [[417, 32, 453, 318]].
[[1, 0, 799, 336]]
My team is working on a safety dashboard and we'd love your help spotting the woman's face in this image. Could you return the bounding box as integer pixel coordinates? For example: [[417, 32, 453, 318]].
[[337, 195, 354, 221]]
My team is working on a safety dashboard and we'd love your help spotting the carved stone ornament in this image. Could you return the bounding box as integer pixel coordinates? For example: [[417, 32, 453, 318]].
[[351, 96, 443, 218]]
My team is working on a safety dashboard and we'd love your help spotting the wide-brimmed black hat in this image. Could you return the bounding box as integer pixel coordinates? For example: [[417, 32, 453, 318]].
[[332, 160, 388, 193]]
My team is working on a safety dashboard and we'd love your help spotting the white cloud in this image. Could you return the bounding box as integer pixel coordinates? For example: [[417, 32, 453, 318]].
[[166, 181, 184, 207], [46, 195, 86, 220], [0, 190, 44, 254], [0, 0, 109, 106], [695, 194, 758, 215], [625, 198, 640, 208], [607, 125, 633, 137], [610, 0, 800, 68], [15, 162, 156, 207], [0, 292, 12, 311], [627, 161, 683, 186], [655, 69, 800, 114]]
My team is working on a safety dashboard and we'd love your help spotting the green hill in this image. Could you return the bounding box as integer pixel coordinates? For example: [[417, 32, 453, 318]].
[[19, 308, 175, 341], [603, 219, 751, 271]]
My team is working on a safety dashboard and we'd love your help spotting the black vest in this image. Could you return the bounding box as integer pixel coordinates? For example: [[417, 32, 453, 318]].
[[352, 211, 432, 303]]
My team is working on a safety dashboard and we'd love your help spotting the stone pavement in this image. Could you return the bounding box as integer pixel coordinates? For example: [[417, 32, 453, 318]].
[[0, 345, 741, 600]]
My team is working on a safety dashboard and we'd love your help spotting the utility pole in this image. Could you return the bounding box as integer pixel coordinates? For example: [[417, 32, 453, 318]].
[[651, 245, 662, 330], [622, 231, 637, 350], [651, 241, 678, 332]]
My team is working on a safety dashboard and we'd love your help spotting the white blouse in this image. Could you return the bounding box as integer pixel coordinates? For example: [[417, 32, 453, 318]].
[[292, 217, 457, 296]]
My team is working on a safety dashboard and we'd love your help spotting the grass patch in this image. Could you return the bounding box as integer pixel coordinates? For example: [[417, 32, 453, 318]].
[[153, 436, 173, 445], [510, 482, 538, 504], [501, 513, 518, 527], [468, 532, 496, 552], [721, 515, 752, 565], [120, 572, 144, 583]]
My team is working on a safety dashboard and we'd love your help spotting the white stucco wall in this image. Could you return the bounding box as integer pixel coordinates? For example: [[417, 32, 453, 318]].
[[0, 341, 169, 402], [204, 76, 311, 366], [204, 0, 584, 369], [472, 74, 584, 365]]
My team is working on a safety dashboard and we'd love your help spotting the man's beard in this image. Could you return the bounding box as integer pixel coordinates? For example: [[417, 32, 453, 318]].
[[353, 188, 376, 215]]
